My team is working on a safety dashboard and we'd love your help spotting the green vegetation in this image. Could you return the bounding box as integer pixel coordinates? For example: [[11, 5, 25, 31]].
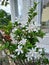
[[0, 2, 49, 65]]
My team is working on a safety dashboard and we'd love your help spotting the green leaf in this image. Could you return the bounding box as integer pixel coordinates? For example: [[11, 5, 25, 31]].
[[28, 2, 37, 23], [9, 44, 16, 52], [26, 41, 33, 49], [5, 41, 9, 48], [0, 44, 5, 50], [37, 30, 45, 38], [43, 57, 49, 64]]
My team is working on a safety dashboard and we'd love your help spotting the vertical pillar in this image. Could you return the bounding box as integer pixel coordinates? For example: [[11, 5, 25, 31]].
[[10, 0, 42, 26], [10, 0, 18, 23], [20, 0, 31, 24], [30, 0, 34, 7], [35, 0, 42, 26]]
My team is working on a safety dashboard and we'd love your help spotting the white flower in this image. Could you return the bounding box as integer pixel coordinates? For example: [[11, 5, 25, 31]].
[[12, 27, 17, 33], [18, 38, 27, 45], [26, 24, 34, 32], [34, 22, 40, 31], [10, 33, 17, 44], [26, 48, 41, 61], [10, 33, 15, 38], [29, 48, 42, 59], [34, 52, 41, 59], [10, 54, 16, 58], [39, 49, 42, 52], [26, 48, 36, 61], [29, 48, 36, 57], [2, 51, 6, 57], [26, 23, 39, 32], [11, 39, 17, 44], [26, 52, 33, 61], [33, 28, 38, 32], [35, 22, 41, 27], [15, 45, 23, 55], [38, 48, 42, 54]]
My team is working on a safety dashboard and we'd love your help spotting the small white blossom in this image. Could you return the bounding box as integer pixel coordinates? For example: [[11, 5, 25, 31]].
[[26, 23, 39, 32], [2, 51, 6, 57], [39, 49, 42, 52], [35, 22, 41, 27], [33, 28, 38, 32], [26, 48, 36, 61], [29, 48, 42, 59], [10, 54, 16, 58], [34, 22, 40, 31], [18, 38, 27, 45], [26, 48, 41, 61], [26, 52, 33, 61], [26, 24, 34, 32], [17, 35, 19, 38], [34, 52, 42, 59], [15, 45, 23, 55], [29, 48, 36, 57], [10, 33, 17, 44], [11, 39, 17, 44], [10, 33, 15, 37], [38, 48, 42, 54], [12, 27, 17, 33]]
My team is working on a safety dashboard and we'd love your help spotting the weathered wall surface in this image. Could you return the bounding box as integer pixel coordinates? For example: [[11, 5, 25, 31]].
[[43, 0, 49, 6]]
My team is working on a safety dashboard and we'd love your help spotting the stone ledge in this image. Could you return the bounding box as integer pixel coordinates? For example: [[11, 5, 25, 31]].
[[36, 33, 49, 54]]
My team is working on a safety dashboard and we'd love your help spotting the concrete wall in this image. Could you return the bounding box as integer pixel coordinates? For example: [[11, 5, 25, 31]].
[[43, 0, 49, 6], [10, 0, 42, 26]]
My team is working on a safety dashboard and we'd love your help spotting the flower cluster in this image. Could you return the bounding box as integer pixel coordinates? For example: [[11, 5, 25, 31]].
[[26, 22, 40, 33], [0, 2, 49, 65], [9, 20, 44, 62], [26, 48, 42, 61]]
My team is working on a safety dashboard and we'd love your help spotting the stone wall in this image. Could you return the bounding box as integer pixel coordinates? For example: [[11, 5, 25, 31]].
[[43, 0, 49, 6]]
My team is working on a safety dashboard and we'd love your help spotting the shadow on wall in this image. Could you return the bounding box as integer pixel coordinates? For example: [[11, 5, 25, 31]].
[[43, 0, 49, 8]]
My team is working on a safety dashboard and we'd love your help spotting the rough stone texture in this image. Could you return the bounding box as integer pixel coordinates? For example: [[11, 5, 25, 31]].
[[0, 51, 10, 65], [36, 33, 49, 59], [43, 0, 49, 6]]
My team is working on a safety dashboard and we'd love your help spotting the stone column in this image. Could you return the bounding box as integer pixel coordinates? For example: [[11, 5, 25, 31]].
[[20, 0, 31, 24], [36, 0, 42, 25], [10, 0, 42, 25], [10, 0, 18, 23], [30, 0, 34, 7]]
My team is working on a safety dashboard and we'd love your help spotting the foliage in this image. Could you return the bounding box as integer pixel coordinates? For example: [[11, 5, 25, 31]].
[[1, 0, 9, 6], [0, 2, 49, 65], [0, 9, 12, 34], [0, 9, 11, 25]]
